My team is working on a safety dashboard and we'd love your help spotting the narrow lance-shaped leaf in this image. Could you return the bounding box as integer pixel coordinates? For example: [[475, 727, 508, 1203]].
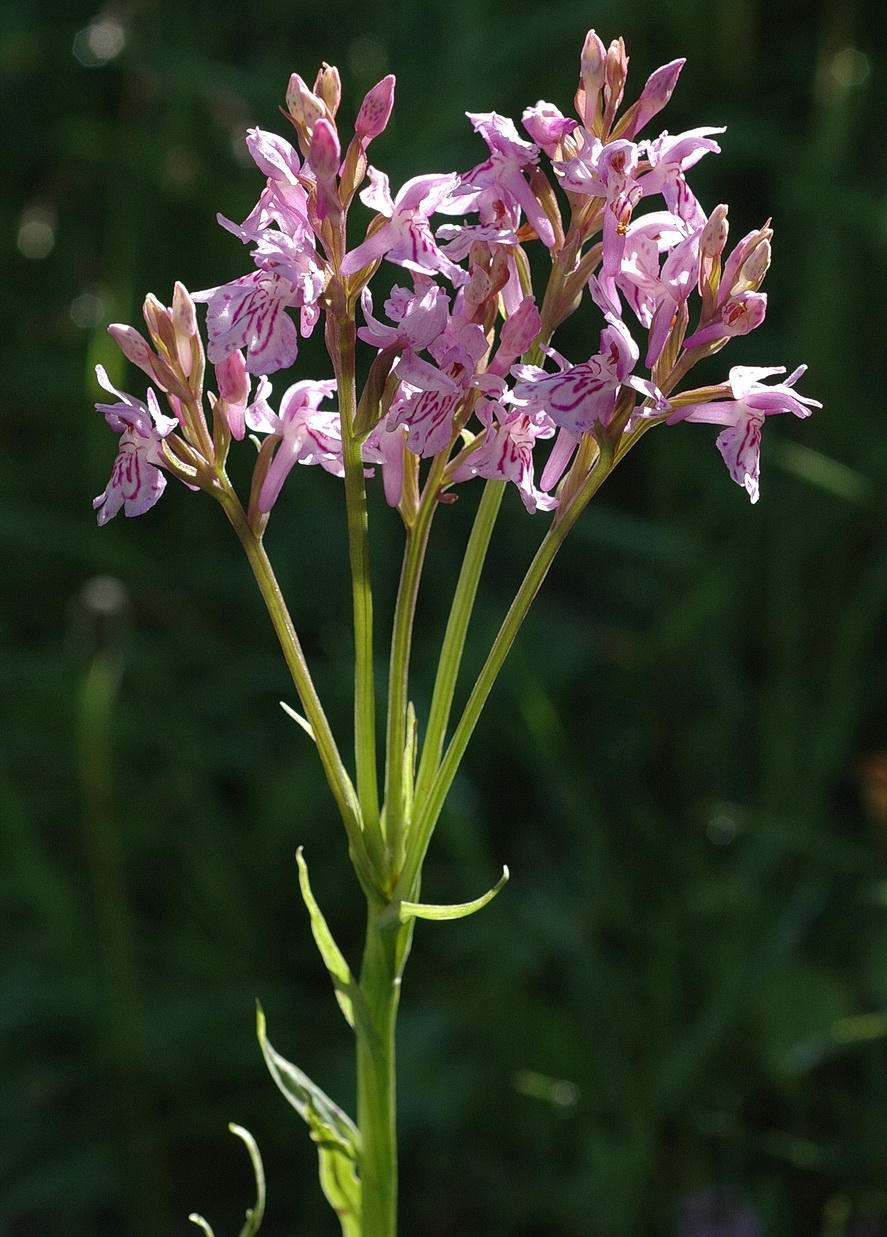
[[257, 1005, 362, 1237], [188, 1124, 265, 1237], [397, 865, 509, 922], [296, 848, 377, 1045]]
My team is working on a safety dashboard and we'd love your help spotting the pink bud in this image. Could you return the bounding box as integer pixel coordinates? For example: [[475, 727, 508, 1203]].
[[215, 349, 249, 407], [739, 239, 771, 290], [214, 351, 248, 440], [355, 74, 396, 142], [464, 263, 493, 309], [619, 58, 685, 140], [308, 118, 341, 184], [577, 29, 606, 129], [721, 223, 773, 297], [521, 101, 577, 156], [108, 323, 154, 371]]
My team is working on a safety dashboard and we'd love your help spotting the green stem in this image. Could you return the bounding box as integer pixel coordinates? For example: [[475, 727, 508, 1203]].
[[400, 451, 613, 894], [221, 492, 375, 891], [356, 902, 410, 1237], [382, 475, 440, 878], [333, 313, 382, 844], [411, 479, 505, 839]]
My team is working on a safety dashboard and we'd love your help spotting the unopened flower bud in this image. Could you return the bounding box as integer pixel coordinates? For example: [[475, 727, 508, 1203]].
[[739, 238, 771, 290], [285, 73, 327, 137], [355, 74, 396, 142], [698, 204, 729, 313], [464, 263, 492, 308], [721, 222, 773, 297], [576, 29, 606, 130], [215, 348, 249, 407], [616, 58, 685, 140], [108, 323, 155, 372], [580, 30, 607, 93], [172, 282, 198, 339], [308, 118, 341, 184], [499, 296, 541, 357], [142, 293, 176, 355], [700, 204, 729, 258], [603, 38, 629, 125], [313, 62, 341, 117], [214, 350, 249, 441], [522, 101, 577, 156]]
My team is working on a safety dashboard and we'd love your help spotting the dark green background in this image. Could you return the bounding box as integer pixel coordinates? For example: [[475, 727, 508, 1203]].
[[3, 0, 887, 1233]]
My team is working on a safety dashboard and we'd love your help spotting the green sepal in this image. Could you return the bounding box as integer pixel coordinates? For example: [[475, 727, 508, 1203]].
[[257, 1004, 361, 1237], [296, 848, 377, 1048], [397, 865, 509, 922]]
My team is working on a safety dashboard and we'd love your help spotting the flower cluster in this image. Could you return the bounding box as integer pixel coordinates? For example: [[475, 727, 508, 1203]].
[[94, 32, 817, 526]]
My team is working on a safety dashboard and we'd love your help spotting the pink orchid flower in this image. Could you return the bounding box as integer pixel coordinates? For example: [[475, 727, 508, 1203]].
[[668, 365, 820, 502], [92, 365, 177, 524], [246, 378, 343, 511], [340, 169, 468, 284]]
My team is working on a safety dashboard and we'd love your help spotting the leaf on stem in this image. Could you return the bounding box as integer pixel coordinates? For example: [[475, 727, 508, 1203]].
[[279, 700, 316, 741], [257, 1004, 362, 1237], [296, 848, 376, 1041], [397, 865, 509, 922], [187, 1123, 266, 1237], [229, 1124, 266, 1237], [188, 1216, 215, 1237]]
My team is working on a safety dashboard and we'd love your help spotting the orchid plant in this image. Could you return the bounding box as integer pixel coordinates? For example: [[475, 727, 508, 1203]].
[[92, 30, 819, 1237]]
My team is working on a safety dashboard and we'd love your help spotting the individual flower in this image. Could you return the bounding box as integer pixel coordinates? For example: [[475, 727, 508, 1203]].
[[389, 314, 488, 457], [616, 212, 702, 366], [340, 169, 468, 284], [638, 126, 724, 229], [442, 112, 557, 249], [193, 270, 305, 376], [668, 365, 820, 502], [451, 399, 557, 513], [357, 278, 450, 353], [246, 378, 342, 510], [92, 365, 177, 524], [511, 306, 640, 434], [233, 128, 314, 240]]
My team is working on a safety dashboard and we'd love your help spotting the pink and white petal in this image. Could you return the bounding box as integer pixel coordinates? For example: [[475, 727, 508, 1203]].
[[716, 412, 763, 502]]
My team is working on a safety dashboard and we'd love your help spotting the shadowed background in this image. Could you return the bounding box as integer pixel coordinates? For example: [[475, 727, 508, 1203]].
[[3, 0, 887, 1233]]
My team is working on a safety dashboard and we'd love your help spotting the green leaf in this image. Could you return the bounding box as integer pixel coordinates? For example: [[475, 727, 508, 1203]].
[[296, 848, 376, 1041], [397, 865, 509, 922], [229, 1124, 265, 1237], [257, 1005, 361, 1237], [187, 1124, 265, 1237], [279, 701, 316, 741]]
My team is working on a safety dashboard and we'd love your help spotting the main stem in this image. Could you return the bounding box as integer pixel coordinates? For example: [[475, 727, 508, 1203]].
[[357, 901, 409, 1237]]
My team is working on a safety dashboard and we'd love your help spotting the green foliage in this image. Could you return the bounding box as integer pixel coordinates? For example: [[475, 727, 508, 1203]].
[[3, 0, 887, 1233]]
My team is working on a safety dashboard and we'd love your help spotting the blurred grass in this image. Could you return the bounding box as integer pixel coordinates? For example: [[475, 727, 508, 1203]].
[[3, 0, 887, 1233]]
